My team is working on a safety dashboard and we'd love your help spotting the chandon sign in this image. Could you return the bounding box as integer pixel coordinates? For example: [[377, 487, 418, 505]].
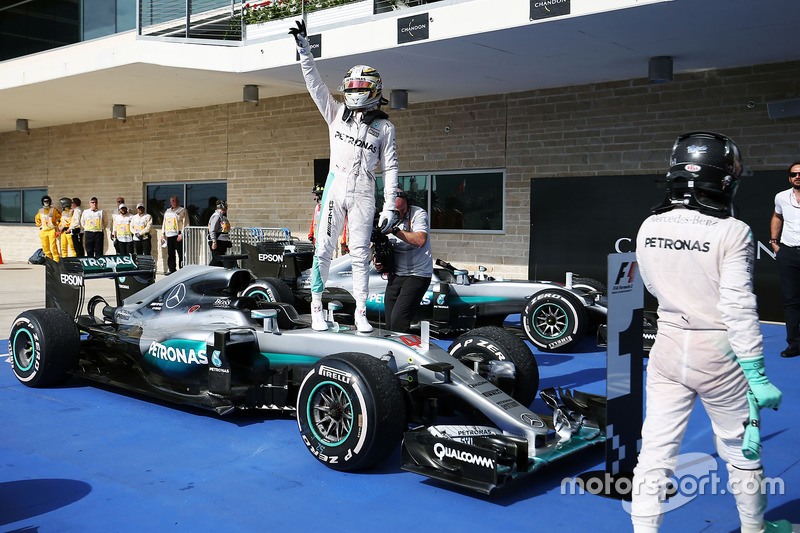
[[530, 0, 570, 20], [397, 14, 429, 44]]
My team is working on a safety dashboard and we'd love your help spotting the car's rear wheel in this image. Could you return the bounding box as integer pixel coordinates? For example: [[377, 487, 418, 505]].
[[242, 277, 293, 304], [10, 308, 79, 387], [522, 290, 587, 352], [448, 326, 539, 407], [296, 352, 406, 471]]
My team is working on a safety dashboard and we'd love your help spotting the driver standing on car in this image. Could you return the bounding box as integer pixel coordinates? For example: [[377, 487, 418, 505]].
[[373, 190, 432, 332], [290, 20, 399, 333], [631, 132, 791, 533]]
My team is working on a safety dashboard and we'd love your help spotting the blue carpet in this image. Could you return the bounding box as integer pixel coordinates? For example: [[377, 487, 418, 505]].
[[0, 320, 797, 533]]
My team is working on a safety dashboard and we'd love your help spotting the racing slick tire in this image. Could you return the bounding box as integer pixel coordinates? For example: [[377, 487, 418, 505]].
[[448, 326, 539, 407], [522, 290, 587, 353], [297, 352, 406, 472], [571, 277, 607, 296], [242, 277, 293, 305], [9, 308, 79, 387]]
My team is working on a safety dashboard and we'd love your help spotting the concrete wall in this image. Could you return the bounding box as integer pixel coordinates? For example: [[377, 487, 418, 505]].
[[1, 60, 799, 275]]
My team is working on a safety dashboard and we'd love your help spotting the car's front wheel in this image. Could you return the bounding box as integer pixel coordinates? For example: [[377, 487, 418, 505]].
[[522, 290, 587, 352], [448, 326, 539, 407], [10, 308, 79, 387], [296, 352, 406, 471]]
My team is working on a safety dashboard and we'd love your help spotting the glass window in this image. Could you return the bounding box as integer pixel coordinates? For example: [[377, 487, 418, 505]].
[[431, 172, 504, 231], [146, 182, 227, 226], [116, 0, 135, 32], [375, 171, 504, 234], [0, 188, 47, 224], [83, 0, 116, 40], [187, 182, 227, 226], [23, 189, 46, 223], [0, 191, 22, 223]]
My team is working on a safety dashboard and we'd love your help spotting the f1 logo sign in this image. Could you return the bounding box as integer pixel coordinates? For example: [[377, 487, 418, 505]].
[[615, 261, 638, 285]]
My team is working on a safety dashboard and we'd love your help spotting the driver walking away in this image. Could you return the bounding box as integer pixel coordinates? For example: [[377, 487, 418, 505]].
[[290, 20, 399, 333], [631, 132, 792, 533], [374, 190, 432, 332]]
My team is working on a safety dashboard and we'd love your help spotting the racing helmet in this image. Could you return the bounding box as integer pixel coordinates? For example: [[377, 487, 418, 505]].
[[653, 131, 743, 217], [59, 197, 71, 210], [340, 65, 382, 110], [41, 195, 52, 206]]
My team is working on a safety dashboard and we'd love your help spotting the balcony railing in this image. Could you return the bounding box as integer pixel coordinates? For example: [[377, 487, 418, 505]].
[[138, 0, 444, 43]]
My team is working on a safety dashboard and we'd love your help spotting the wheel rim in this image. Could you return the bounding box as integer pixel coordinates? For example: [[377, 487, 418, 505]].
[[532, 302, 569, 339], [12, 329, 35, 371], [307, 381, 353, 447], [247, 288, 274, 303]]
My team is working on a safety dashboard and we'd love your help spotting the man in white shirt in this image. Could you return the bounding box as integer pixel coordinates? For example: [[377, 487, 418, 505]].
[[162, 195, 188, 274], [769, 160, 800, 358]]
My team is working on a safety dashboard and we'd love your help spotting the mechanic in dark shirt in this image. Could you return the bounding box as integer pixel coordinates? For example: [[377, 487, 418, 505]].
[[208, 200, 231, 266], [373, 190, 433, 332]]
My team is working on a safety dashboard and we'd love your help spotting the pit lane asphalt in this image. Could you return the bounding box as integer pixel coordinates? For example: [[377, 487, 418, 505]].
[[1, 259, 798, 532]]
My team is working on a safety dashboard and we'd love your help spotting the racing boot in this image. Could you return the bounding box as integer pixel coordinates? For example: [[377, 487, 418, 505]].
[[311, 294, 327, 331], [759, 520, 796, 533], [354, 305, 373, 333]]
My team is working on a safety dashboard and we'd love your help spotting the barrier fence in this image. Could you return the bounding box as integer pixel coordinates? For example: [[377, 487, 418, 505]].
[[182, 226, 292, 266]]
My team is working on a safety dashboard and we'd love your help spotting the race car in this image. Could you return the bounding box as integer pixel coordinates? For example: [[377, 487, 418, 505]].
[[8, 254, 605, 494], [238, 240, 608, 352]]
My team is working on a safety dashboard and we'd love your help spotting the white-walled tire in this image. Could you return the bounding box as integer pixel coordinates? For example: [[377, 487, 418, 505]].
[[522, 291, 587, 352], [296, 352, 405, 471], [9, 308, 79, 387]]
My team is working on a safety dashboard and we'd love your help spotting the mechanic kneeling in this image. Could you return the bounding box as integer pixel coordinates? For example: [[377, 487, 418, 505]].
[[373, 190, 432, 333]]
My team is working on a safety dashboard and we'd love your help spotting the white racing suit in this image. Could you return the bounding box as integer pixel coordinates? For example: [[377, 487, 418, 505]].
[[632, 207, 767, 533], [297, 41, 398, 306]]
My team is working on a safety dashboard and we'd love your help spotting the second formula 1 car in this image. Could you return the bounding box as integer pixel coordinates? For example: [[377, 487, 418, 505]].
[[238, 240, 607, 353]]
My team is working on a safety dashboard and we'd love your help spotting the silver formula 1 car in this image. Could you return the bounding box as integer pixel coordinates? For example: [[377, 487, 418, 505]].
[[8, 255, 605, 493], [238, 241, 608, 353]]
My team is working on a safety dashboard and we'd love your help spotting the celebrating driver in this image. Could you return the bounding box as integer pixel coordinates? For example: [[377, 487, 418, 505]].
[[290, 20, 399, 333]]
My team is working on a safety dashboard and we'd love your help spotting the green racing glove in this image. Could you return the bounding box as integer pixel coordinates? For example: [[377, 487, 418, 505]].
[[738, 356, 782, 410], [741, 391, 761, 460]]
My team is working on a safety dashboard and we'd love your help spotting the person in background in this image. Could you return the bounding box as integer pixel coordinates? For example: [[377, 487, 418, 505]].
[[769, 160, 800, 358], [69, 198, 84, 257], [35, 195, 61, 262], [81, 197, 108, 258], [57, 197, 76, 258], [162, 195, 189, 274], [373, 190, 432, 333], [207, 200, 231, 266], [112, 203, 134, 255], [631, 132, 790, 533], [131, 202, 153, 256], [309, 185, 349, 257]]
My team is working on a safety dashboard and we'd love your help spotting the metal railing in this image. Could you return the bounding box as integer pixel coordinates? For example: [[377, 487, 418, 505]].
[[182, 225, 292, 266], [139, 0, 242, 42], [138, 0, 446, 43], [374, 0, 443, 14]]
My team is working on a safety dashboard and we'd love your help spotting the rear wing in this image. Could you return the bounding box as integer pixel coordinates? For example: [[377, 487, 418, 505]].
[[45, 255, 157, 320]]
